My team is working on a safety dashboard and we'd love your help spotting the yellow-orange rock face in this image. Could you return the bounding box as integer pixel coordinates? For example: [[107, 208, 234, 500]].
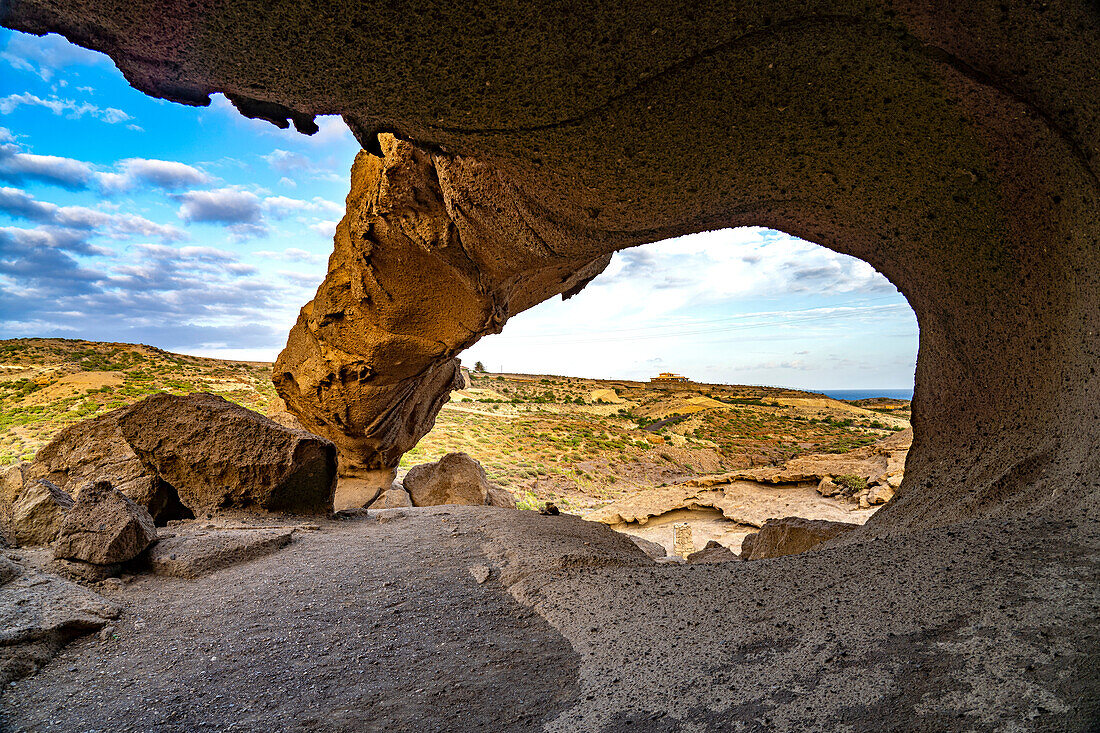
[[273, 136, 612, 480]]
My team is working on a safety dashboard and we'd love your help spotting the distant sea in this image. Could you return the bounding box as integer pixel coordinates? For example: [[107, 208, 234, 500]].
[[820, 388, 913, 401]]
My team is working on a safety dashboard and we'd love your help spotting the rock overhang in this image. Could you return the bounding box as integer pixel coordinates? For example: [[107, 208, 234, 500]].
[[1, 0, 1096, 534]]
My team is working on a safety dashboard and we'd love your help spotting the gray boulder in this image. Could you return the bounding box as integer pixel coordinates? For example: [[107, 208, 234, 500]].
[[147, 528, 294, 578], [10, 480, 73, 546], [116, 393, 337, 515], [54, 480, 157, 565], [740, 517, 858, 560], [0, 568, 120, 684], [404, 452, 515, 508]]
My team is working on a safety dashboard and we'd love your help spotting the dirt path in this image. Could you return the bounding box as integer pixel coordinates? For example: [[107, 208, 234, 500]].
[[1, 513, 580, 732], [2, 504, 1097, 731]]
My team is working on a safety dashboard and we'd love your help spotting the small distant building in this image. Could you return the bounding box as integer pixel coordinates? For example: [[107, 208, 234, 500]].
[[651, 372, 690, 384]]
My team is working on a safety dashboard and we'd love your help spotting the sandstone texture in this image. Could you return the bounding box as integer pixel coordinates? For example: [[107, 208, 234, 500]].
[[404, 452, 516, 509], [586, 478, 874, 530], [147, 528, 294, 578], [9, 479, 72, 546], [53, 480, 157, 565], [740, 517, 859, 561]]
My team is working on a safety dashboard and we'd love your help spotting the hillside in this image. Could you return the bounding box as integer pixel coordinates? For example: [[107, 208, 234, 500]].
[[0, 338, 909, 516]]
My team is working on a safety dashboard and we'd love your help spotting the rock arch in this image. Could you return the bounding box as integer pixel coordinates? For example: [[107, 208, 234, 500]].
[[4, 0, 1096, 533]]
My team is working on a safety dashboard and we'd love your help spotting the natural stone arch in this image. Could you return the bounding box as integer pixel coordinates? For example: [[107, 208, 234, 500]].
[[4, 1, 1096, 535]]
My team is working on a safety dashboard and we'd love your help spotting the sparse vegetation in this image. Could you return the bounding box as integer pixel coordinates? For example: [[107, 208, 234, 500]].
[[0, 338, 909, 518]]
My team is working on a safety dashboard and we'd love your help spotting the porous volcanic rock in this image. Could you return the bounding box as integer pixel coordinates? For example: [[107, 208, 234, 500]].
[[365, 487, 413, 510], [625, 534, 667, 560], [0, 555, 21, 585], [21, 410, 165, 518], [9, 479, 73, 546], [3, 1, 1098, 534], [0, 567, 120, 684], [271, 139, 612, 479], [404, 452, 515, 508], [687, 540, 741, 564], [740, 517, 859, 560], [115, 393, 337, 515], [53, 480, 157, 565], [147, 528, 294, 578]]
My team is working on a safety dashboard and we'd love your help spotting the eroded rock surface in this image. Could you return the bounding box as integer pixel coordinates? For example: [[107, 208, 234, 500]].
[[3, 1, 1094, 533], [147, 528, 294, 578], [21, 410, 163, 517], [404, 452, 516, 509], [272, 139, 614, 482], [9, 479, 72, 547], [740, 516, 859, 560], [0, 565, 120, 685], [116, 393, 337, 515], [4, 394, 339, 528], [53, 480, 157, 565]]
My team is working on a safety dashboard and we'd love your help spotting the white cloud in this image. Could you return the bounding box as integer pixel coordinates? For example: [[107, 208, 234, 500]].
[[175, 187, 266, 238], [99, 158, 213, 193], [0, 186, 185, 242], [263, 195, 343, 218], [253, 247, 325, 264], [0, 92, 134, 125], [0, 32, 107, 82], [0, 136, 96, 190]]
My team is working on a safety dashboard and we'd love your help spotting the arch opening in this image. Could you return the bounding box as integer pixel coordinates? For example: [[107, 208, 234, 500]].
[[391, 227, 918, 556]]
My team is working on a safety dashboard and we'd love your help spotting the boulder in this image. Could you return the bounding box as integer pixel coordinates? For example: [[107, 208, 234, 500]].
[[115, 393, 337, 515], [0, 568, 120, 684], [687, 540, 740, 564], [817, 477, 841, 498], [21, 411, 166, 519], [10, 480, 73, 546], [740, 517, 859, 561], [1, 461, 29, 525], [486, 484, 516, 509], [147, 528, 294, 578], [54, 480, 157, 565], [867, 484, 896, 505], [404, 453, 509, 508], [625, 534, 667, 560], [367, 487, 413, 510]]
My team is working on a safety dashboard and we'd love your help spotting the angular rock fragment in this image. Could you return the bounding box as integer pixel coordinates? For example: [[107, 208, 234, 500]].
[[404, 452, 513, 508], [116, 393, 337, 515], [687, 540, 741, 564], [21, 411, 165, 518], [0, 555, 21, 585], [10, 479, 73, 546], [740, 517, 858, 560], [0, 569, 120, 684], [54, 480, 157, 565], [867, 484, 895, 505], [366, 487, 413, 510], [147, 528, 294, 578], [626, 534, 667, 560]]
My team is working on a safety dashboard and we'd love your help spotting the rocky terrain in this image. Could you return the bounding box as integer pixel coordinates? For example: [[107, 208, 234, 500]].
[[0, 0, 1097, 728], [0, 338, 910, 555], [2, 504, 1096, 731]]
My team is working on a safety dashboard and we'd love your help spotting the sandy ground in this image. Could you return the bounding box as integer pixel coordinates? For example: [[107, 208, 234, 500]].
[[2, 503, 1097, 731]]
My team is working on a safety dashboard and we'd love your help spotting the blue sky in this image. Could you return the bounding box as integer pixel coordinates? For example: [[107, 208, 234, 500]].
[[0, 29, 917, 390]]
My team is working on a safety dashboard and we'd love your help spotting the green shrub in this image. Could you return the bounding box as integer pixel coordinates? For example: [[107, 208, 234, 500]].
[[835, 474, 868, 492]]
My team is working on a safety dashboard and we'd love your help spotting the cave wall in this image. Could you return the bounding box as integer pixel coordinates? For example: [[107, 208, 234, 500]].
[[3, 0, 1096, 532]]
